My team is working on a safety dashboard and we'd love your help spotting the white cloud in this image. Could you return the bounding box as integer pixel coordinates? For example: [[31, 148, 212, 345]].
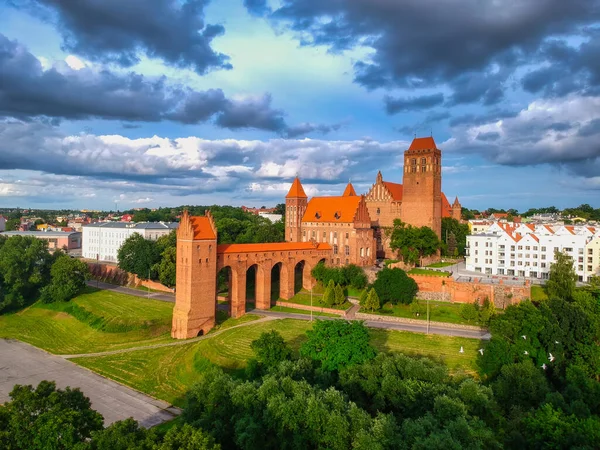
[[64, 55, 86, 70]]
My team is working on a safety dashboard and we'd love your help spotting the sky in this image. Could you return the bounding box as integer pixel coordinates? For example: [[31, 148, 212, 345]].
[[0, 0, 599, 212]]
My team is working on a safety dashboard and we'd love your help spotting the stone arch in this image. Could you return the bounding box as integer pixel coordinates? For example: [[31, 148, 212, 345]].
[[295, 259, 315, 292], [248, 263, 269, 311], [216, 265, 234, 317]]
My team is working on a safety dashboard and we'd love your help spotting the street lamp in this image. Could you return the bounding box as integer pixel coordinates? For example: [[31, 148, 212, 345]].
[[426, 298, 430, 334]]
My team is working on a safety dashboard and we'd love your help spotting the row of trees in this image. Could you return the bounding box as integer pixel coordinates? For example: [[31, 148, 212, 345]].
[[387, 219, 441, 265], [311, 263, 368, 290], [0, 235, 89, 314]]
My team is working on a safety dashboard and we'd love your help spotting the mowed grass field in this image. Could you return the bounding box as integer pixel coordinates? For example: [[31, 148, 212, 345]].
[[73, 318, 482, 406], [0, 288, 176, 354]]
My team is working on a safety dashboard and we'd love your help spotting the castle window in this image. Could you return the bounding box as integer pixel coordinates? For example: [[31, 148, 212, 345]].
[[315, 212, 321, 219], [360, 247, 364, 257], [334, 232, 337, 238], [334, 211, 341, 219], [421, 157, 427, 172], [333, 245, 338, 254], [303, 230, 306, 236], [345, 232, 349, 239], [411, 158, 417, 173], [376, 208, 380, 215], [345, 245, 350, 256]]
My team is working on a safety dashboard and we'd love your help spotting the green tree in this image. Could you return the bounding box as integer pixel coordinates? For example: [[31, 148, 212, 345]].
[[40, 254, 90, 303], [546, 250, 577, 301], [492, 360, 550, 413], [0, 380, 103, 449], [372, 267, 418, 305], [322, 279, 336, 306], [117, 233, 160, 280], [410, 300, 424, 317], [0, 236, 53, 313], [250, 330, 292, 367], [446, 232, 457, 256], [388, 220, 441, 265], [157, 424, 221, 450], [157, 246, 177, 288], [300, 320, 376, 371], [334, 283, 346, 305], [5, 218, 20, 231], [364, 288, 380, 312], [358, 289, 368, 307], [441, 217, 470, 256], [460, 302, 478, 323], [478, 297, 495, 325]]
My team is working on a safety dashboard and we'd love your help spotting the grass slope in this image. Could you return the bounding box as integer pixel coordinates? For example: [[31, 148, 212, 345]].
[[408, 268, 451, 277], [74, 318, 481, 406], [370, 300, 476, 326], [0, 289, 175, 354], [531, 285, 548, 301]]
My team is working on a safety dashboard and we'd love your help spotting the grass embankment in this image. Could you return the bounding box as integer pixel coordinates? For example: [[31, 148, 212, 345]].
[[531, 285, 549, 301], [270, 305, 339, 317], [73, 318, 481, 406], [408, 268, 451, 277], [369, 300, 475, 326], [427, 262, 456, 268], [282, 291, 352, 311], [0, 289, 175, 354]]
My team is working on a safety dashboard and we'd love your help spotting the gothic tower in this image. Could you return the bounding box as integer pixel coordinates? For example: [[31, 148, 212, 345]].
[[451, 196, 462, 221], [171, 210, 218, 339], [285, 177, 308, 242], [401, 137, 442, 238]]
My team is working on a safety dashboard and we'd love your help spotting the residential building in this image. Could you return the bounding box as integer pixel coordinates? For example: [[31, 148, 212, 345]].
[[82, 222, 178, 262], [258, 212, 283, 223], [1, 230, 82, 251], [468, 220, 493, 234], [466, 223, 599, 282]]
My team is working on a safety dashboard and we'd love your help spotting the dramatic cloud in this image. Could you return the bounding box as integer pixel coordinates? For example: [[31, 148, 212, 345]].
[[11, 0, 231, 75], [0, 119, 406, 187], [445, 94, 600, 178], [258, 0, 598, 104], [0, 34, 335, 136], [385, 93, 444, 114]]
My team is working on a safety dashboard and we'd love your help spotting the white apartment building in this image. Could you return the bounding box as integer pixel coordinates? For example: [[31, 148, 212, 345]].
[[466, 223, 600, 282], [82, 222, 178, 262]]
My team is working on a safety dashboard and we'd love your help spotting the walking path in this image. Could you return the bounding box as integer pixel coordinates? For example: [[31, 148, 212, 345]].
[[0, 339, 179, 427]]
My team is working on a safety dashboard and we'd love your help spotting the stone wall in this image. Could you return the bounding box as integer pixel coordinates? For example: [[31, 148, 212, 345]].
[[274, 301, 347, 316], [86, 262, 174, 293], [355, 312, 485, 331], [408, 273, 531, 306]]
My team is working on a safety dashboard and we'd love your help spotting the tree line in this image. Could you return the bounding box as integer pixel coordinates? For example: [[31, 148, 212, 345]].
[[0, 235, 89, 314]]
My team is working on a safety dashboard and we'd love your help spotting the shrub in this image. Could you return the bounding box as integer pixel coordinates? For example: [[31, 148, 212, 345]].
[[372, 267, 418, 305]]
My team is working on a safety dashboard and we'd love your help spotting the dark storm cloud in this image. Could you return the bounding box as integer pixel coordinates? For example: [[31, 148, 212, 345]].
[[244, 0, 271, 16], [384, 93, 444, 114], [257, 0, 598, 103], [476, 132, 500, 142], [0, 34, 334, 136], [10, 0, 231, 75]]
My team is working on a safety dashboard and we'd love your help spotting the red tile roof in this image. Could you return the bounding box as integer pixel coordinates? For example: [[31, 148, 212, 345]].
[[190, 216, 216, 240], [218, 242, 331, 254], [408, 136, 437, 151], [303, 196, 362, 223], [286, 177, 307, 198], [382, 182, 403, 201], [442, 193, 452, 218], [342, 182, 357, 196]]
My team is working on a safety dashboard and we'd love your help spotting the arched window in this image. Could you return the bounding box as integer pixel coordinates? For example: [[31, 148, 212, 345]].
[[360, 247, 364, 257], [410, 158, 417, 173], [421, 157, 427, 172], [376, 208, 380, 215], [345, 245, 350, 256]]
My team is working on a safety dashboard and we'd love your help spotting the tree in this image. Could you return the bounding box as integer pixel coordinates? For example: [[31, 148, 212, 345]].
[[441, 217, 470, 256], [334, 283, 346, 305], [0, 381, 103, 449], [5, 218, 20, 231], [301, 320, 376, 371], [157, 246, 177, 288], [446, 232, 457, 256], [492, 360, 550, 413], [117, 233, 160, 280], [364, 288, 380, 312], [372, 267, 418, 305], [359, 289, 368, 307], [410, 300, 424, 317], [0, 236, 53, 313], [273, 203, 286, 216], [478, 297, 495, 325], [546, 250, 577, 301], [460, 303, 478, 323], [388, 220, 441, 265], [322, 279, 336, 306], [250, 330, 292, 367], [40, 254, 90, 303]]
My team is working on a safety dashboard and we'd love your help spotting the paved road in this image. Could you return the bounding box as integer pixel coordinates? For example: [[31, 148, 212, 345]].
[[88, 280, 175, 302], [0, 339, 179, 427], [251, 309, 491, 340]]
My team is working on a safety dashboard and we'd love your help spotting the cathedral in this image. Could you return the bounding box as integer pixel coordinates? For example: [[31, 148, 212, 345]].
[[285, 137, 461, 265]]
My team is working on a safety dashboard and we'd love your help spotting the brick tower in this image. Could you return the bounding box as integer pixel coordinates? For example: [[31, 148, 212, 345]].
[[401, 137, 442, 238], [171, 210, 218, 339], [285, 177, 308, 242], [451, 196, 462, 221]]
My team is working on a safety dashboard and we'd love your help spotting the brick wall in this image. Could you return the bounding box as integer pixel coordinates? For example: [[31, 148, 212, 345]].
[[86, 262, 174, 293], [408, 273, 531, 307]]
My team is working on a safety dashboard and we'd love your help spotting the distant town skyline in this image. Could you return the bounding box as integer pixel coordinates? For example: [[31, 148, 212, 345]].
[[0, 1, 599, 211]]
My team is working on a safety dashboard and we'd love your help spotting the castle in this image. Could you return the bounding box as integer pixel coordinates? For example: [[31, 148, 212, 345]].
[[285, 136, 461, 264]]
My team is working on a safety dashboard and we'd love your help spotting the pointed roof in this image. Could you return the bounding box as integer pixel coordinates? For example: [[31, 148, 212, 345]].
[[452, 196, 461, 207], [178, 210, 216, 240], [408, 136, 438, 151], [286, 177, 307, 199], [442, 193, 452, 218], [343, 182, 357, 196], [382, 182, 403, 201]]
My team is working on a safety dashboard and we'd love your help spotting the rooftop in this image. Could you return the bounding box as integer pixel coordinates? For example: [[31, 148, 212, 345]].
[[218, 242, 331, 254], [84, 221, 178, 229], [407, 136, 438, 151], [1, 231, 81, 237], [303, 195, 362, 223], [285, 177, 307, 199]]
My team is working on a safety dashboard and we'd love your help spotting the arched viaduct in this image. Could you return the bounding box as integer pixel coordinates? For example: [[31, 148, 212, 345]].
[[172, 211, 332, 339]]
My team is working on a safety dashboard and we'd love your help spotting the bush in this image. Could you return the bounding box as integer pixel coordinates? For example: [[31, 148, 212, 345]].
[[250, 330, 292, 367], [311, 262, 367, 290], [365, 288, 381, 312], [322, 279, 336, 307], [334, 283, 346, 305], [359, 289, 368, 307], [410, 300, 424, 317], [372, 267, 418, 305], [459, 303, 478, 323]]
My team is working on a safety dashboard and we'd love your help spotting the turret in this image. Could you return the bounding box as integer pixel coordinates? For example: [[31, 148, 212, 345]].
[[285, 177, 308, 242], [452, 196, 462, 221]]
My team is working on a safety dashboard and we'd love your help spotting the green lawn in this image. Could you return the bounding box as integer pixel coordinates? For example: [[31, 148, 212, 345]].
[[73, 318, 481, 406], [0, 288, 176, 355], [270, 305, 340, 317], [408, 268, 451, 277], [427, 262, 455, 268], [531, 285, 548, 301], [368, 300, 477, 326], [281, 292, 351, 311]]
